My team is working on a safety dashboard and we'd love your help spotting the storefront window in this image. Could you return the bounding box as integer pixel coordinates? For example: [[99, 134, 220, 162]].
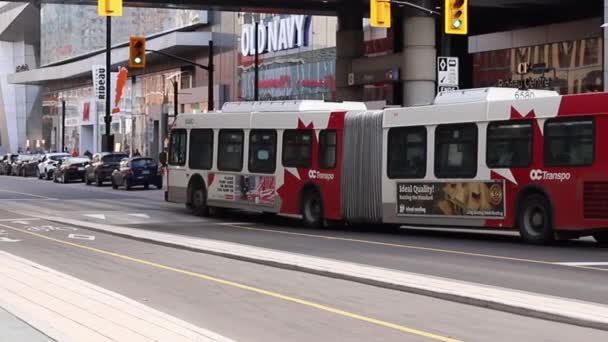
[[473, 37, 603, 94]]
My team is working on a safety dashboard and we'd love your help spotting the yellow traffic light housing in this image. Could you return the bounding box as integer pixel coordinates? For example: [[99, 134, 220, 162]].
[[98, 0, 123, 16], [129, 36, 146, 69], [445, 0, 468, 35], [370, 0, 391, 28]]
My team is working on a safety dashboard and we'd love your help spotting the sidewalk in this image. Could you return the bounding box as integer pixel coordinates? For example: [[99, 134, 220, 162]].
[[0, 251, 233, 342], [0, 306, 55, 342]]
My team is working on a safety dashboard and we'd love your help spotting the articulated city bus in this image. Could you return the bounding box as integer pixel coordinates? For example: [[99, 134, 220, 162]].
[[165, 87, 608, 245]]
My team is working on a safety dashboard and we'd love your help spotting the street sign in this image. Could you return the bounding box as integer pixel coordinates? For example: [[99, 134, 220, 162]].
[[98, 0, 123, 16], [437, 56, 459, 92]]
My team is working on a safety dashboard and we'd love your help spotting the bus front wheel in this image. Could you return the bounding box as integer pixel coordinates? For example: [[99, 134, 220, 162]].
[[301, 189, 324, 228], [517, 194, 554, 245], [593, 232, 608, 244], [190, 185, 210, 217]]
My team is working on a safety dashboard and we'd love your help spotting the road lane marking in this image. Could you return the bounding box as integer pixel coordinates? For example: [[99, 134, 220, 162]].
[[0, 223, 462, 342], [0, 219, 40, 223], [0, 190, 55, 200], [68, 234, 96, 241], [0, 237, 20, 242], [222, 224, 608, 273], [128, 214, 150, 219], [556, 262, 608, 266], [84, 214, 107, 220]]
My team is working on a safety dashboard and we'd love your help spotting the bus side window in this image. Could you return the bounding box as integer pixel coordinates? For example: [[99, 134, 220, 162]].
[[169, 129, 187, 166], [319, 130, 337, 169], [218, 129, 244, 172], [544, 117, 595, 167], [282, 130, 312, 168], [486, 120, 533, 168], [435, 123, 478, 179], [387, 126, 427, 179], [249, 130, 277, 174], [189, 129, 214, 170]]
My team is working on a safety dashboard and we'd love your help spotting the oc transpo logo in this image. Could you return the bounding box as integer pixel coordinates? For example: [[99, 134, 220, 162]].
[[529, 169, 572, 182], [308, 170, 335, 181]]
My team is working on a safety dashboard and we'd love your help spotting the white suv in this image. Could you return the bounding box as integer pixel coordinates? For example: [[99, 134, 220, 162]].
[[37, 153, 70, 180]]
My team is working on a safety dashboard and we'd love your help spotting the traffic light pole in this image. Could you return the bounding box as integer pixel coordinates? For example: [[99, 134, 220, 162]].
[[104, 15, 113, 152], [145, 41, 215, 112]]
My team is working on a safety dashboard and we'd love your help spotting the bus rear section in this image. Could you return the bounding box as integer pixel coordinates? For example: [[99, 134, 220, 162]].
[[379, 87, 608, 244]]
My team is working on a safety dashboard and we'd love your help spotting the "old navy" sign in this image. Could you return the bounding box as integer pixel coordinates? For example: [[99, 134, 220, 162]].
[[241, 15, 312, 57]]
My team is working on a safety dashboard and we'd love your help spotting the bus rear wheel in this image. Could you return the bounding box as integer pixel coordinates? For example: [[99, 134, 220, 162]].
[[593, 232, 608, 244], [517, 194, 554, 245], [190, 185, 210, 217], [301, 189, 324, 228]]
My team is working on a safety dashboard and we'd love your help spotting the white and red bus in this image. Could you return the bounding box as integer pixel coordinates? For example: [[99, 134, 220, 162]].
[[165, 87, 608, 245]]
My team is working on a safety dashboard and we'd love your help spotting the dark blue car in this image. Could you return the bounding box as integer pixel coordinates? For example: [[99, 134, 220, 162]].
[[111, 157, 162, 190]]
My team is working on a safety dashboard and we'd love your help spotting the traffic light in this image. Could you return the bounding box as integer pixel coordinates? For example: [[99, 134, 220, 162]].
[[444, 0, 468, 35], [370, 0, 391, 28], [98, 0, 123, 16], [129, 36, 146, 69]]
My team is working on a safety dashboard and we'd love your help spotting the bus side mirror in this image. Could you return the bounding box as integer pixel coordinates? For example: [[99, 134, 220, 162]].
[[159, 152, 168, 166]]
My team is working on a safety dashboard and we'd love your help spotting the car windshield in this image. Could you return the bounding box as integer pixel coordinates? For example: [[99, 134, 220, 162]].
[[103, 155, 128, 163], [69, 158, 90, 164], [50, 155, 69, 161], [131, 159, 157, 168]]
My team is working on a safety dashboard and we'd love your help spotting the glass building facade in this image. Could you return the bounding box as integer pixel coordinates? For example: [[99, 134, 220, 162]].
[[41, 4, 207, 65]]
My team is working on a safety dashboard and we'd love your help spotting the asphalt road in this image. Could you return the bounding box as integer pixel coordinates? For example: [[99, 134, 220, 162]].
[[0, 217, 607, 342], [1, 175, 608, 307]]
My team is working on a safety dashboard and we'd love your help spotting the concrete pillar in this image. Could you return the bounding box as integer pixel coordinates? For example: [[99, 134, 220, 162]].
[[335, 4, 364, 101], [401, 2, 436, 106]]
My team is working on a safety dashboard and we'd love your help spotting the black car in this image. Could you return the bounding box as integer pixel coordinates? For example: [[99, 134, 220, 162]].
[[111, 157, 163, 190], [85, 152, 128, 186], [0, 154, 18, 175], [53, 157, 90, 183]]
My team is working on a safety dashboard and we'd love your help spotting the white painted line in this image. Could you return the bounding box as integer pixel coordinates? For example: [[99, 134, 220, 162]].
[[84, 214, 106, 220], [68, 234, 96, 241], [0, 190, 55, 200], [32, 214, 608, 331], [11, 221, 31, 225], [0, 237, 20, 242], [128, 213, 150, 219], [217, 222, 250, 226], [0, 219, 40, 223], [555, 262, 608, 266], [0, 230, 6, 235]]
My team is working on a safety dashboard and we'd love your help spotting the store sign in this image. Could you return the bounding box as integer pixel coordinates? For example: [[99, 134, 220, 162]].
[[241, 15, 311, 56], [92, 65, 108, 100], [91, 65, 120, 110]]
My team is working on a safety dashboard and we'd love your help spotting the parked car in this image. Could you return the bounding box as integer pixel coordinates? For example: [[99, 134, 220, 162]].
[[19, 154, 42, 177], [11, 155, 35, 176], [0, 154, 18, 175], [53, 157, 90, 183], [85, 152, 128, 186], [111, 157, 162, 190], [37, 153, 70, 180]]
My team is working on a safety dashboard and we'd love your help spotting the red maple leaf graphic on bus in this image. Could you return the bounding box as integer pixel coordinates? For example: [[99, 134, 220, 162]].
[[276, 119, 318, 214]]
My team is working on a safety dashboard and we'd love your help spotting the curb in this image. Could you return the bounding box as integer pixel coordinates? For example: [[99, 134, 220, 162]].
[[34, 215, 608, 332]]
